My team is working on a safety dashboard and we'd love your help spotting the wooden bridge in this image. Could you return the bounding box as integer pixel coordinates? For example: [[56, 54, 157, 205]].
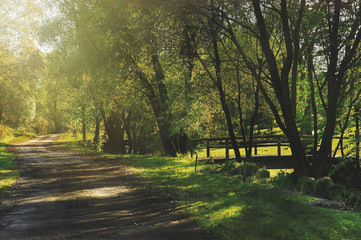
[[190, 135, 313, 160], [190, 135, 348, 169]]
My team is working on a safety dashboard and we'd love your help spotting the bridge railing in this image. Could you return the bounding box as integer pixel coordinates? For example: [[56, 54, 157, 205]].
[[190, 135, 313, 159]]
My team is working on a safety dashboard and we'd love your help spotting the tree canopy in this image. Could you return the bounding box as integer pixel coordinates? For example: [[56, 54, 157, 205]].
[[1, 0, 361, 177]]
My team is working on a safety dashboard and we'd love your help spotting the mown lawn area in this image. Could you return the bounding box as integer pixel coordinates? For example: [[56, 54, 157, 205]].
[[124, 157, 361, 240], [57, 133, 361, 240]]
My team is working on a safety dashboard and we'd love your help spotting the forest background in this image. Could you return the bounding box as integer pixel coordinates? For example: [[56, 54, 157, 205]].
[[1, 0, 361, 178]]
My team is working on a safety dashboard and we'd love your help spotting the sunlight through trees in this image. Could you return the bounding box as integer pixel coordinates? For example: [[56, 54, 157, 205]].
[[1, 0, 361, 178]]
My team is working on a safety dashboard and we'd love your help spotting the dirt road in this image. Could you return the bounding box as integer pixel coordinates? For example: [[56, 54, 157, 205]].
[[0, 135, 217, 240]]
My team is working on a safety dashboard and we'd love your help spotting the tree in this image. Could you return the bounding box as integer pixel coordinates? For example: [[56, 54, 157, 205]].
[[0, 0, 42, 127], [76, 0, 198, 156], [305, 0, 361, 177]]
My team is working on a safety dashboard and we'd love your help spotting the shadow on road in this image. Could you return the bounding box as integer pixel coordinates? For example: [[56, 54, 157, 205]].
[[0, 135, 217, 240]]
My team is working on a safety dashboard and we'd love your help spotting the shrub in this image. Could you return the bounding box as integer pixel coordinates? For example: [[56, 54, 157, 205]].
[[353, 196, 361, 211], [17, 126, 35, 136], [224, 162, 258, 177], [257, 168, 270, 178], [326, 183, 345, 200], [33, 117, 49, 135], [228, 162, 242, 176], [0, 125, 13, 140], [330, 157, 354, 185], [343, 190, 359, 208], [271, 171, 295, 188], [313, 177, 333, 196], [219, 160, 238, 175], [199, 164, 219, 173], [299, 177, 315, 194], [238, 162, 259, 177], [349, 172, 361, 190], [297, 176, 310, 190]]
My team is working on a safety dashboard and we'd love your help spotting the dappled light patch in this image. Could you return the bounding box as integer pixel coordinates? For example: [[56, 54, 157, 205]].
[[207, 205, 246, 222], [20, 186, 130, 204], [1, 135, 215, 239], [51, 133, 361, 239], [122, 153, 361, 239]]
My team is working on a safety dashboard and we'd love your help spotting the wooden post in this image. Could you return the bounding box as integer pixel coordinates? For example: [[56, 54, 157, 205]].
[[356, 111, 360, 168], [195, 155, 198, 172], [278, 141, 281, 156], [225, 140, 229, 160], [254, 142, 257, 155], [207, 140, 210, 158]]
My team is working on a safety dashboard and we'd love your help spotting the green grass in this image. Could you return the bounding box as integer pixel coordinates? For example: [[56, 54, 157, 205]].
[[0, 128, 36, 196], [56, 132, 361, 240], [0, 142, 19, 195], [123, 157, 361, 240]]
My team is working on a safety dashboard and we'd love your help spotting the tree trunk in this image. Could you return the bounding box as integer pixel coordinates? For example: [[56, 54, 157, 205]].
[[177, 130, 189, 154], [313, 0, 343, 177], [134, 55, 178, 157], [0, 106, 3, 125], [285, 117, 311, 176], [247, 82, 260, 158], [236, 62, 251, 158], [278, 71, 311, 176], [125, 49, 179, 157], [153, 55, 178, 157], [251, 0, 310, 176], [156, 118, 177, 156], [355, 106, 360, 170], [338, 122, 345, 157], [81, 105, 87, 143], [314, 94, 338, 177], [218, 89, 241, 160], [132, 126, 139, 154], [99, 106, 127, 154], [332, 100, 354, 159], [104, 126, 126, 154], [53, 99, 60, 133], [125, 112, 133, 154], [105, 132, 126, 154], [307, 46, 318, 155], [211, 32, 241, 161], [93, 114, 101, 147]]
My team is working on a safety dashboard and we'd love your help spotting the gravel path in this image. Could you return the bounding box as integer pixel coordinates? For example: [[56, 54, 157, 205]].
[[0, 135, 217, 240]]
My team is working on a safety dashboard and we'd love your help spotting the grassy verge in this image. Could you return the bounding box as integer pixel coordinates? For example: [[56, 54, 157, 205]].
[[57, 132, 361, 240], [0, 128, 36, 196], [0, 142, 19, 196]]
